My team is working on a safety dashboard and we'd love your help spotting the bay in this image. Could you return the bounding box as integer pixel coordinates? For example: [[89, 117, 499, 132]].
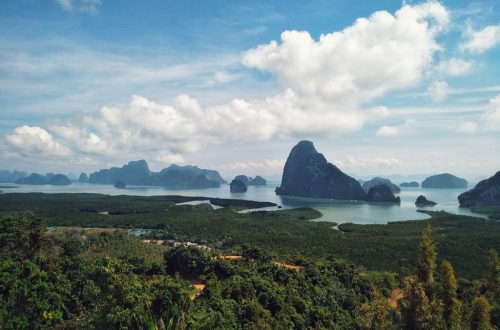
[[7, 182, 483, 224]]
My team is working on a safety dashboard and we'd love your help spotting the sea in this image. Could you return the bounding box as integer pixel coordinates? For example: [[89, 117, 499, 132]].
[[1, 182, 484, 225]]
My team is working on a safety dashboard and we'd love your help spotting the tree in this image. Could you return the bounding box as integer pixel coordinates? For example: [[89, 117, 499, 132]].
[[0, 214, 45, 261], [470, 296, 494, 330], [440, 260, 461, 330], [403, 276, 434, 330], [0, 259, 64, 329], [487, 250, 499, 298], [416, 224, 436, 292], [164, 246, 211, 277], [358, 287, 391, 330]]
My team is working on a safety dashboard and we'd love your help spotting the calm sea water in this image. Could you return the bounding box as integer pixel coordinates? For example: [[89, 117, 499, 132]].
[[2, 182, 483, 224]]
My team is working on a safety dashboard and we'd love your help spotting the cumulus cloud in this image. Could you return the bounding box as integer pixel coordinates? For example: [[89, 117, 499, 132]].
[[6, 125, 72, 157], [244, 1, 447, 104], [436, 58, 472, 76], [454, 94, 500, 133], [481, 94, 500, 131], [461, 24, 500, 54], [4, 1, 450, 162], [428, 80, 449, 102], [376, 119, 416, 138], [54, 0, 102, 13]]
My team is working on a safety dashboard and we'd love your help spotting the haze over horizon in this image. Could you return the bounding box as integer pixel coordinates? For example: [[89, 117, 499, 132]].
[[1, 0, 499, 180]]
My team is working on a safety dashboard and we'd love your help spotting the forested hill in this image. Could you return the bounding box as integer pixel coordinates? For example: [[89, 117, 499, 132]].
[[0, 212, 498, 328]]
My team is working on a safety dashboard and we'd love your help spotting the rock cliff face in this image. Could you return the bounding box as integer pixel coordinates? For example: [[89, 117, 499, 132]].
[[88, 161, 225, 189], [16, 173, 47, 185], [415, 195, 437, 206], [275, 141, 367, 200], [234, 175, 249, 186], [79, 173, 89, 183], [362, 177, 401, 194], [160, 165, 226, 185], [158, 165, 222, 189], [48, 174, 72, 185], [114, 180, 126, 188], [366, 184, 401, 203], [421, 173, 468, 188], [230, 179, 247, 193], [15, 173, 71, 185], [458, 171, 500, 207], [400, 181, 419, 188], [0, 170, 27, 183], [234, 175, 267, 186], [89, 160, 152, 185], [249, 176, 266, 186]]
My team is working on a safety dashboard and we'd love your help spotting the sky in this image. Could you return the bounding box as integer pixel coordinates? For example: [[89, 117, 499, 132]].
[[1, 0, 499, 181]]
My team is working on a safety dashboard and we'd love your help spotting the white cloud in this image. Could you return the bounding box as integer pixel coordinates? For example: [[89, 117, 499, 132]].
[[453, 94, 500, 133], [334, 155, 402, 169], [368, 106, 391, 120], [241, 0, 448, 135], [0, 38, 243, 117], [456, 121, 478, 134], [428, 80, 449, 102], [3, 1, 451, 163], [54, 0, 102, 13], [154, 153, 186, 165], [376, 119, 416, 138], [436, 58, 472, 76], [5, 125, 72, 157], [481, 94, 500, 131], [375, 126, 400, 137], [213, 71, 235, 83], [461, 24, 500, 54]]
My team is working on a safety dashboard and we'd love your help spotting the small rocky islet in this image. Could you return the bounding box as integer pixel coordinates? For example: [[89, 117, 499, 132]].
[[421, 173, 468, 188], [415, 195, 437, 206], [400, 181, 419, 188], [362, 177, 401, 194], [229, 179, 247, 193]]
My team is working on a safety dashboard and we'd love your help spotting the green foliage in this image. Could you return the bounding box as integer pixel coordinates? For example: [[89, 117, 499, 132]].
[[488, 250, 500, 297], [1, 196, 500, 329], [0, 214, 45, 261], [2, 194, 499, 279], [440, 260, 461, 330], [470, 296, 494, 330], [164, 246, 211, 277], [357, 287, 392, 330], [416, 224, 436, 290], [402, 276, 435, 329], [0, 259, 64, 329], [185, 254, 371, 329]]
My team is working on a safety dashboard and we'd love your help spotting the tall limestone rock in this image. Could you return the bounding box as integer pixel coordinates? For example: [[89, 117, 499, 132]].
[[89, 160, 152, 185], [275, 141, 367, 200], [78, 172, 89, 183], [458, 171, 500, 207]]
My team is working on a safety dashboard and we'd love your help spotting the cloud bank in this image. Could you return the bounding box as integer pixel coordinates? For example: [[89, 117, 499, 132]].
[[6, 1, 451, 164]]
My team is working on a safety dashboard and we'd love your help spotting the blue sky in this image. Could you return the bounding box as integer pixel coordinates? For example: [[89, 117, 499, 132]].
[[1, 0, 499, 181]]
